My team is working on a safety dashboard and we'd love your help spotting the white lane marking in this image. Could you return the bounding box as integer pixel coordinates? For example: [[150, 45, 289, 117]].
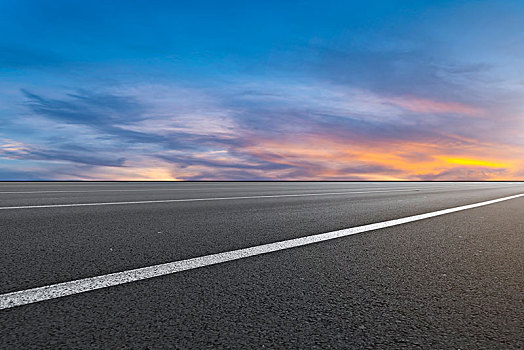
[[0, 187, 248, 194], [0, 187, 421, 194], [1, 182, 520, 194], [0, 186, 455, 194], [1, 192, 523, 310], [0, 184, 515, 194], [2, 186, 522, 209], [0, 189, 427, 210]]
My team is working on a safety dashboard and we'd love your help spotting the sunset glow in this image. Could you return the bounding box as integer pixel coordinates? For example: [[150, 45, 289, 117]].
[[1, 1, 524, 180]]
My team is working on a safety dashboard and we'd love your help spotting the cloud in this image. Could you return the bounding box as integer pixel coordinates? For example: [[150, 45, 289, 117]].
[[25, 150, 125, 167], [157, 153, 291, 172], [1, 138, 126, 167], [2, 0, 524, 181], [21, 89, 139, 125], [3, 77, 524, 180], [386, 96, 483, 116]]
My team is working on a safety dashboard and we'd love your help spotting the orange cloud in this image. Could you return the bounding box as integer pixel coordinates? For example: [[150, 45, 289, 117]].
[[441, 157, 507, 168], [241, 134, 523, 180], [39, 137, 523, 181]]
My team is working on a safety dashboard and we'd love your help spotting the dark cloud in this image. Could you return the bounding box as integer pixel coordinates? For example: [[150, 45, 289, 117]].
[[179, 169, 275, 181], [21, 89, 161, 144], [2, 147, 126, 167], [338, 164, 403, 175], [158, 153, 291, 171], [25, 150, 126, 167], [22, 89, 144, 124], [21, 89, 247, 151]]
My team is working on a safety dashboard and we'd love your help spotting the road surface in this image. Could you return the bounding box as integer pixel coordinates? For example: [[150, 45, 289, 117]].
[[1, 182, 523, 349]]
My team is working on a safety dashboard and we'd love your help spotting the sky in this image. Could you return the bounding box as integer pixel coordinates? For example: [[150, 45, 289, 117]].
[[1, 0, 524, 180]]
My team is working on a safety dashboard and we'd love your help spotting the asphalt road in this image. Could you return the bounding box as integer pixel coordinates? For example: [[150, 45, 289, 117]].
[[1, 182, 523, 349]]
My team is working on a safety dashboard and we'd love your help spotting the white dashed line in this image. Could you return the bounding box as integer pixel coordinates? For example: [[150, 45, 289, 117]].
[[0, 189, 424, 210], [1, 192, 523, 310], [0, 187, 244, 194], [0, 185, 476, 194]]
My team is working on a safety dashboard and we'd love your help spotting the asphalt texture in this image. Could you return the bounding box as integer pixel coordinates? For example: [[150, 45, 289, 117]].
[[1, 182, 523, 349]]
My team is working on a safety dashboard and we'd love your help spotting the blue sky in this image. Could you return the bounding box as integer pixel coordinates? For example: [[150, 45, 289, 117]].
[[1, 0, 524, 180]]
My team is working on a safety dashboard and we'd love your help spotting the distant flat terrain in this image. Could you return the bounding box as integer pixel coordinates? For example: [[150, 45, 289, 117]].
[[1, 182, 523, 348]]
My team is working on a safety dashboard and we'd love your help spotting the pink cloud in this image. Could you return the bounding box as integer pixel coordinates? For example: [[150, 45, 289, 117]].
[[387, 96, 483, 116]]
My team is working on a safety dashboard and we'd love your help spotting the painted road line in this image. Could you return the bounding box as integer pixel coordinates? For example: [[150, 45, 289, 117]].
[[0, 189, 425, 210], [0, 187, 249, 194], [0, 184, 515, 194], [0, 184, 520, 196], [1, 192, 523, 310], [0, 187, 426, 194], [0, 187, 452, 194]]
